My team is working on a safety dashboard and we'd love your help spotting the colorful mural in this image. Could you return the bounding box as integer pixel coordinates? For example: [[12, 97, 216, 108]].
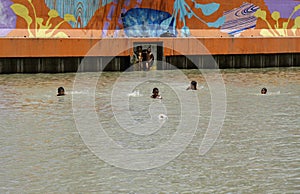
[[44, 0, 101, 28], [0, 0, 299, 38], [10, 0, 76, 38], [220, 3, 259, 37], [255, 4, 300, 36], [168, 0, 225, 36], [121, 8, 175, 37], [264, 0, 300, 19], [0, 0, 16, 37]]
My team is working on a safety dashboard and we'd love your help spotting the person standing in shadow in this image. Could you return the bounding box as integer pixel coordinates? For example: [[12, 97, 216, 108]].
[[145, 46, 154, 71]]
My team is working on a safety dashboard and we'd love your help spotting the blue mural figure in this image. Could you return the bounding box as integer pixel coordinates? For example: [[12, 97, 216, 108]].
[[121, 8, 176, 37], [44, 0, 101, 28]]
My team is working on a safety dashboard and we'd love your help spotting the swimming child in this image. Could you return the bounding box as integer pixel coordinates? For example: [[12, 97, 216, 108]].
[[261, 87, 267, 94], [151, 88, 162, 99], [186, 80, 197, 90], [57, 87, 65, 96]]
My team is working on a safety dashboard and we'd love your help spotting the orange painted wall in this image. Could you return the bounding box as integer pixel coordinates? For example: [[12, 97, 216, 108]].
[[1, 37, 300, 58]]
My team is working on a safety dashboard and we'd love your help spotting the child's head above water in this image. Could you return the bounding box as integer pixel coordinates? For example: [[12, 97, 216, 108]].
[[151, 87, 162, 99], [261, 87, 267, 94], [187, 80, 197, 90], [57, 87, 65, 96], [191, 81, 197, 90]]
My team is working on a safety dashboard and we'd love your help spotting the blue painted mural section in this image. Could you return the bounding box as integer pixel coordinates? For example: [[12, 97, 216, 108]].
[[0, 0, 16, 36], [107, 5, 116, 21], [44, 0, 101, 28], [102, 0, 114, 7], [121, 8, 176, 37]]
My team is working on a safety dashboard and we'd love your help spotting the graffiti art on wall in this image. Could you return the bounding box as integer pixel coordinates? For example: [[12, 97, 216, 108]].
[[156, 0, 226, 37], [220, 3, 259, 37], [102, 0, 114, 7], [264, 0, 300, 19], [121, 8, 174, 37], [0, 0, 16, 37], [10, 0, 76, 38], [1, 0, 300, 38], [44, 0, 101, 28], [255, 4, 300, 36], [121, 0, 226, 37], [102, 0, 122, 37], [170, 0, 225, 36]]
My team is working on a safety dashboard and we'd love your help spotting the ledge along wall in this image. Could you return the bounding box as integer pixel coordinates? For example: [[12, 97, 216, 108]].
[[1, 0, 300, 73], [0, 37, 300, 73]]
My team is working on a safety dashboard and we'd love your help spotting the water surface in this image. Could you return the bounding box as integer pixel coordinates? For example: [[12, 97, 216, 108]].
[[0, 68, 299, 193]]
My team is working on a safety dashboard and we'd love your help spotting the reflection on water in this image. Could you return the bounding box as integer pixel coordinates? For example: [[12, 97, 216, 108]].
[[0, 68, 299, 193]]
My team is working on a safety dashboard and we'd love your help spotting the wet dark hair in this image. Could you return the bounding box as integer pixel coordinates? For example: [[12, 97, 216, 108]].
[[191, 81, 197, 87], [261, 87, 267, 94], [58, 87, 65, 93], [152, 87, 159, 93]]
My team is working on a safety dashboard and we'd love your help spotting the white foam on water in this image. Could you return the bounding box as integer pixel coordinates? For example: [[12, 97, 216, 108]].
[[158, 113, 168, 120], [127, 90, 142, 97]]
